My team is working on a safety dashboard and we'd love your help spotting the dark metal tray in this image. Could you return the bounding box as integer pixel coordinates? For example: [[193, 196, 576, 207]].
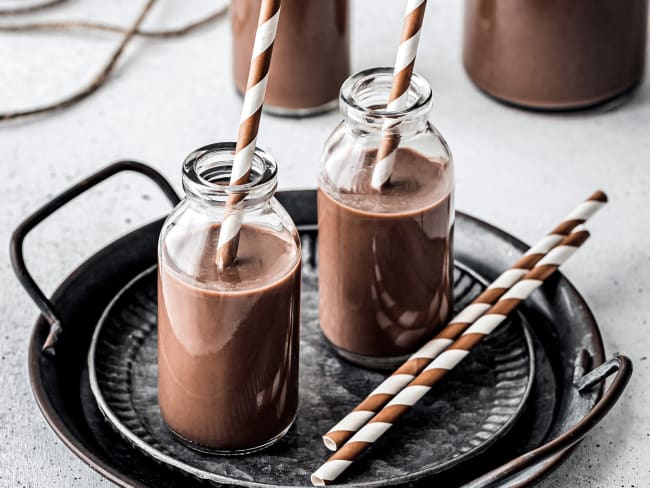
[[88, 261, 533, 487], [11, 162, 632, 488]]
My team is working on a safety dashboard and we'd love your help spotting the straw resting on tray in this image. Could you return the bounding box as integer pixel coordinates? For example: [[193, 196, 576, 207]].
[[312, 192, 607, 485], [322, 190, 607, 451]]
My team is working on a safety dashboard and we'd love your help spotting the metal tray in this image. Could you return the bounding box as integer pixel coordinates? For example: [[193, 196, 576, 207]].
[[11, 162, 632, 488], [88, 260, 533, 487]]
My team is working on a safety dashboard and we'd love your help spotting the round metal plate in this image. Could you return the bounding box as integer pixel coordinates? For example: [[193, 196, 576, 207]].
[[23, 192, 610, 488], [89, 233, 535, 487]]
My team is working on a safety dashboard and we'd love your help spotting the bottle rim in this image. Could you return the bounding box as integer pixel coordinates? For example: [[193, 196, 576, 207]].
[[339, 67, 433, 122], [182, 142, 278, 202]]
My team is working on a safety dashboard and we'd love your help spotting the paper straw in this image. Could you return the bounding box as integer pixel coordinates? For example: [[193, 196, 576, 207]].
[[371, 0, 427, 190], [311, 229, 591, 485], [322, 190, 607, 451], [215, 0, 281, 267]]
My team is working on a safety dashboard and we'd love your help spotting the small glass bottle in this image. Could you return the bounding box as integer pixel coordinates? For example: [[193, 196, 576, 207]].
[[231, 0, 350, 116], [158, 142, 302, 454], [318, 68, 455, 369]]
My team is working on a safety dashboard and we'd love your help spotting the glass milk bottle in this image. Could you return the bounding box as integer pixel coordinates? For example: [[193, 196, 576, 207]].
[[318, 68, 454, 368], [463, 0, 648, 109], [158, 143, 302, 453], [232, 0, 350, 116]]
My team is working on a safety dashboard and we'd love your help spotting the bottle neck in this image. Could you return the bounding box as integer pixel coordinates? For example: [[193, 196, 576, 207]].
[[182, 142, 278, 212], [339, 67, 433, 136]]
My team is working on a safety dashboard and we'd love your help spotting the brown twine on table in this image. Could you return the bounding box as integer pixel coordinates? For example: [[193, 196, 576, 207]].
[[0, 1, 229, 121], [0, 5, 227, 37], [0, 0, 69, 16]]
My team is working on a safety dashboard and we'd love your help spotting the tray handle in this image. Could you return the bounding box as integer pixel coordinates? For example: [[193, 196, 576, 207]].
[[464, 354, 632, 488], [10, 161, 180, 356]]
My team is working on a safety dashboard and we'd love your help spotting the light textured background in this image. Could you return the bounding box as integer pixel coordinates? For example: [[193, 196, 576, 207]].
[[1, 1, 648, 486]]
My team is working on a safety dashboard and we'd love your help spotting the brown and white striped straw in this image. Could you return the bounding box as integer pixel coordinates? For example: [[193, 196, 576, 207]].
[[322, 190, 607, 451], [371, 0, 427, 190], [311, 229, 591, 485], [215, 0, 281, 268]]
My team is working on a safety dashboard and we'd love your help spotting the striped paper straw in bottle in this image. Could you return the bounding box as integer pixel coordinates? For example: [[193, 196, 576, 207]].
[[216, 0, 282, 268], [371, 0, 427, 190], [322, 190, 607, 451], [311, 229, 591, 485]]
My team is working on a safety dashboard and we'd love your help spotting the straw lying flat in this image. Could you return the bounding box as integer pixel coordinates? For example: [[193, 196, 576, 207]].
[[312, 228, 593, 486], [322, 191, 607, 451]]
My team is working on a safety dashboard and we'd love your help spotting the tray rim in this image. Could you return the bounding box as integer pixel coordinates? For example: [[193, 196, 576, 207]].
[[87, 261, 536, 488], [26, 209, 606, 488]]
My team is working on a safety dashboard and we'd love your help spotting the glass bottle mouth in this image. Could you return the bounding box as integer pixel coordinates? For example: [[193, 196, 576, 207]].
[[339, 67, 433, 125], [182, 142, 278, 205]]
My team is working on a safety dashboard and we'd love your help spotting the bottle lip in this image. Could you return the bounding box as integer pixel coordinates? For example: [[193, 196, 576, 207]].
[[182, 142, 278, 202], [339, 67, 433, 121]]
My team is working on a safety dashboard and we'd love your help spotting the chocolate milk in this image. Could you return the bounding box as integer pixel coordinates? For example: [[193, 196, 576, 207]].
[[463, 0, 648, 109], [318, 148, 453, 363], [158, 224, 301, 452], [232, 0, 350, 113]]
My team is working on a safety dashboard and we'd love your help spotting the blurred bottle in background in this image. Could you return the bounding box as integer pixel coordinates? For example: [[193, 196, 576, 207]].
[[463, 0, 648, 110], [232, 0, 350, 117]]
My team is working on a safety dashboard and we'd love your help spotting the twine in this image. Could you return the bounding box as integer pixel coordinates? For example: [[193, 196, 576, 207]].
[[0, 0, 229, 121]]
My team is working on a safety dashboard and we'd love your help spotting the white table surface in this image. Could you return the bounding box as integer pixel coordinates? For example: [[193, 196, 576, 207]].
[[1, 1, 648, 486]]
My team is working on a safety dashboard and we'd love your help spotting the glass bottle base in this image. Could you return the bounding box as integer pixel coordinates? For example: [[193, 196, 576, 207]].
[[235, 88, 338, 118], [327, 340, 410, 370], [263, 98, 338, 118], [165, 416, 295, 456], [466, 70, 641, 113]]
